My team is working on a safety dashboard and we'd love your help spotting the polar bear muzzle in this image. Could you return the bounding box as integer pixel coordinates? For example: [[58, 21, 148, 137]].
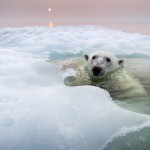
[[92, 66, 104, 76]]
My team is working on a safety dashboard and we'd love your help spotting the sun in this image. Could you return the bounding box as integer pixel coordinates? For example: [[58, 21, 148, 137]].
[[48, 8, 52, 12]]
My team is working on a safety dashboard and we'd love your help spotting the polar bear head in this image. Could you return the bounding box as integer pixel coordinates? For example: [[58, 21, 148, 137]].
[[83, 51, 124, 77]]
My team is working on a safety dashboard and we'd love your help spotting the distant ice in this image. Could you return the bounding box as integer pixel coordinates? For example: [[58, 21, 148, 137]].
[[0, 26, 150, 58]]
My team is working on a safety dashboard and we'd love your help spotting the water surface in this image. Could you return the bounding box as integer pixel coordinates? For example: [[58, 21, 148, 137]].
[[0, 26, 150, 150]]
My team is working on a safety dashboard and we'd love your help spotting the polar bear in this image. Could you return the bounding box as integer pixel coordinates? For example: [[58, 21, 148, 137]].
[[61, 51, 147, 99]]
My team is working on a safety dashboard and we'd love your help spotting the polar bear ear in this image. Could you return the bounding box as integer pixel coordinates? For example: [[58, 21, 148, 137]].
[[118, 59, 124, 66], [83, 54, 89, 62]]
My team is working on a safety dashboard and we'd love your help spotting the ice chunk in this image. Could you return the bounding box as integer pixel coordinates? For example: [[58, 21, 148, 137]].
[[0, 26, 150, 150]]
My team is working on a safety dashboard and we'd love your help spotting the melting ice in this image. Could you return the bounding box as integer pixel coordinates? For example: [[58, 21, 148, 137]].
[[0, 26, 150, 150]]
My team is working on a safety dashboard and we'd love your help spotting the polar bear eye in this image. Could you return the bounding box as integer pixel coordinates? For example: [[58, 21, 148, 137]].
[[106, 57, 111, 62], [92, 55, 97, 60]]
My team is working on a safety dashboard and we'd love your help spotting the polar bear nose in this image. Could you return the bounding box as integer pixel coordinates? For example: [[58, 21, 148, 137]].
[[92, 66, 102, 76]]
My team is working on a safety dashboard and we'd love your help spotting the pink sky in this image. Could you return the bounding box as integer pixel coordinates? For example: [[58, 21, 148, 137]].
[[0, 0, 150, 23]]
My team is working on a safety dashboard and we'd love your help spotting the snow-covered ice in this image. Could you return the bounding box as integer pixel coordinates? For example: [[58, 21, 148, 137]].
[[0, 26, 150, 150]]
